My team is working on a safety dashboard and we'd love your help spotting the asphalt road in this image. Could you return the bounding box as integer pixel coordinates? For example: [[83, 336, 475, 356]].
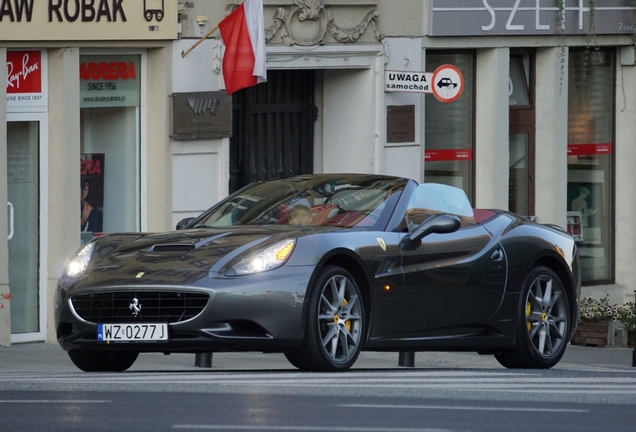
[[0, 345, 635, 432]]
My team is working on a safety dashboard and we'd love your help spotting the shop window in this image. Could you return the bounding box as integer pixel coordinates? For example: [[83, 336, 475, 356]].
[[567, 49, 614, 284], [509, 51, 536, 217], [80, 55, 141, 238], [424, 51, 475, 201]]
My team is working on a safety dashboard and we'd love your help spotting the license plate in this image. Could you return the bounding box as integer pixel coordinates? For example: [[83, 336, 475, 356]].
[[97, 323, 168, 342]]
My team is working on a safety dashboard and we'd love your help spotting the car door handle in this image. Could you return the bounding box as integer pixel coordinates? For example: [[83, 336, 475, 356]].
[[491, 249, 504, 262], [7, 202, 14, 240]]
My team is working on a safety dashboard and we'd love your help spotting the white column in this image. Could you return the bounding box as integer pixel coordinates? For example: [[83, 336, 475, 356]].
[[145, 47, 174, 232], [614, 59, 636, 303], [475, 48, 509, 209], [535, 47, 568, 228], [0, 47, 10, 347], [47, 48, 81, 342], [383, 37, 424, 181]]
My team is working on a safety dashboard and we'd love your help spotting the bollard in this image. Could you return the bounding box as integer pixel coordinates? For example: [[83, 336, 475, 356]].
[[195, 352, 213, 368], [633, 291, 636, 368], [398, 351, 415, 368]]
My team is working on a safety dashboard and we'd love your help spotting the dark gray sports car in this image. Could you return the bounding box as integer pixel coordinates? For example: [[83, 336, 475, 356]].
[[55, 174, 580, 372]]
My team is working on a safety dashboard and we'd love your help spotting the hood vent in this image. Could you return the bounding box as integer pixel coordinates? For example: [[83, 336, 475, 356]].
[[151, 244, 195, 253]]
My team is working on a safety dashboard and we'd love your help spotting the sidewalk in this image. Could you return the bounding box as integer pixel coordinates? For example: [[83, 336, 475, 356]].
[[1, 342, 634, 372]]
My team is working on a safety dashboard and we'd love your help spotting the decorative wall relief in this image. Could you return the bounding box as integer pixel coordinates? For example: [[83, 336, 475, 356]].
[[263, 0, 383, 46]]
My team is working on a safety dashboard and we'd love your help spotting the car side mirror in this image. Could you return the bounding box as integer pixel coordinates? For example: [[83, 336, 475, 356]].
[[175, 217, 196, 231], [399, 214, 462, 251]]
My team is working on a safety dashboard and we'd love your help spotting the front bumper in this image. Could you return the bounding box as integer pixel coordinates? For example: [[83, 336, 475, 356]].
[[55, 266, 314, 353]]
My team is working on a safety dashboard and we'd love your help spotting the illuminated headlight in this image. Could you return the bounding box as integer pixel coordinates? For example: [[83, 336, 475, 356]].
[[65, 242, 96, 278], [225, 240, 296, 276]]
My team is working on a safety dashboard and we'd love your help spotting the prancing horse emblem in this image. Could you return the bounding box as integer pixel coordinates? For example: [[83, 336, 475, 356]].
[[129, 298, 142, 317]]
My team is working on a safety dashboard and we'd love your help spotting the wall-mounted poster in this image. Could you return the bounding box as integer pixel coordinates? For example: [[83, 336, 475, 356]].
[[80, 154, 105, 235], [567, 182, 601, 245]]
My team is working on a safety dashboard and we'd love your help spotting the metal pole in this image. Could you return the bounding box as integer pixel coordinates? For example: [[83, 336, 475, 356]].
[[181, 24, 220, 58], [398, 351, 415, 368], [195, 352, 213, 368], [632, 291, 635, 367]]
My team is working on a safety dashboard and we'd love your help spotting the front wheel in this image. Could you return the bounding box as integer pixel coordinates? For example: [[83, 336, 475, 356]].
[[495, 266, 570, 369], [68, 350, 139, 372], [285, 266, 365, 372]]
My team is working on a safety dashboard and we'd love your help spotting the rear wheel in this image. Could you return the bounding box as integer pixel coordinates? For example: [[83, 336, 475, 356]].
[[285, 266, 365, 372], [68, 350, 139, 372], [495, 266, 570, 369]]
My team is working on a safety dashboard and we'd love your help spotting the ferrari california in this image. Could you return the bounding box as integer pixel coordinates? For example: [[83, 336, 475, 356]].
[[55, 174, 580, 372]]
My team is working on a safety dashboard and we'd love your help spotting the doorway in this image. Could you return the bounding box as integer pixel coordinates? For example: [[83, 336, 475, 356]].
[[6, 112, 47, 342], [509, 52, 536, 216], [230, 70, 317, 193]]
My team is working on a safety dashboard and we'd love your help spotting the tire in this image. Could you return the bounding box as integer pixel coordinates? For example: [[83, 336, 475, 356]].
[[68, 350, 139, 372], [285, 266, 365, 372], [495, 266, 570, 369], [284, 351, 304, 370]]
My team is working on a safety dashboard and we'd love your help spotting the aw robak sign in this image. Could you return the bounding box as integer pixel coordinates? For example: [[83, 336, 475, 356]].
[[0, 0, 177, 40]]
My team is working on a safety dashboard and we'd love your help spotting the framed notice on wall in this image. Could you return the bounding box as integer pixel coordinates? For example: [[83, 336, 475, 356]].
[[387, 105, 415, 143]]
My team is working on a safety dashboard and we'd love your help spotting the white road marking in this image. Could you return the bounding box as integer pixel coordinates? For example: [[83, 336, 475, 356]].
[[0, 400, 111, 403], [0, 371, 634, 397], [173, 426, 453, 432], [339, 403, 589, 413]]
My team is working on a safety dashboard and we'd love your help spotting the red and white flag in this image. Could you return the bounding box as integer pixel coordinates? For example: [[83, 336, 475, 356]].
[[218, 0, 267, 95]]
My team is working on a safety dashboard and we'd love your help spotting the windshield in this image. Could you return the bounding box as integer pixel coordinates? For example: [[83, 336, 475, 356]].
[[192, 175, 407, 230], [401, 183, 475, 232]]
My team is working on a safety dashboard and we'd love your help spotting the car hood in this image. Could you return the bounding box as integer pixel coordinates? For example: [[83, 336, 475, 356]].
[[75, 225, 337, 288]]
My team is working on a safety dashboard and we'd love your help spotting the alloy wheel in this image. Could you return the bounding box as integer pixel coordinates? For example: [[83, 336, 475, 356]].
[[317, 275, 363, 364], [525, 274, 568, 359]]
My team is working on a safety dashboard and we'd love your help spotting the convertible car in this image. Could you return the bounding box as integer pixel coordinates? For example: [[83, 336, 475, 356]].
[[55, 174, 580, 372]]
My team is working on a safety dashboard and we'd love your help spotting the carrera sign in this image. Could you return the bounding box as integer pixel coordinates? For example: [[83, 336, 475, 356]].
[[79, 55, 140, 108], [6, 50, 47, 107], [80, 61, 137, 81], [7, 50, 41, 93]]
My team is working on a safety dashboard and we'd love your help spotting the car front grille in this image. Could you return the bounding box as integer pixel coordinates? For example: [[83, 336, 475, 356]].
[[70, 291, 209, 324]]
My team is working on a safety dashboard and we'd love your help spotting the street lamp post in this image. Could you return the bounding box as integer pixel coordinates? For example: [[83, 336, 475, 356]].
[[633, 291, 636, 367]]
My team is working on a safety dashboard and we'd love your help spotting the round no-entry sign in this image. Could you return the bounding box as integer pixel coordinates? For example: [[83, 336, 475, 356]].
[[432, 64, 464, 103]]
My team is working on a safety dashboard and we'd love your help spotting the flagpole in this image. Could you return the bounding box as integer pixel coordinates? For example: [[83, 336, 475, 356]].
[[181, 24, 220, 58]]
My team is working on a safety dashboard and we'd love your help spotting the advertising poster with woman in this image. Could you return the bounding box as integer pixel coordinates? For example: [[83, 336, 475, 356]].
[[80, 154, 104, 238]]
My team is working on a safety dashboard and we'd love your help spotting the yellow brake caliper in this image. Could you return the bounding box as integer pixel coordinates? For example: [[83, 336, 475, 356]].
[[333, 298, 352, 349], [343, 298, 351, 332], [526, 301, 532, 332]]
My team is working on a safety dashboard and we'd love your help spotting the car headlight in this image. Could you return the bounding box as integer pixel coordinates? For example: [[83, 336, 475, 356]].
[[65, 242, 96, 278], [225, 240, 296, 276]]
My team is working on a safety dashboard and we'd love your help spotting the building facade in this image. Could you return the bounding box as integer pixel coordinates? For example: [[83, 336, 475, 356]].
[[0, 0, 178, 345], [1, 0, 635, 345]]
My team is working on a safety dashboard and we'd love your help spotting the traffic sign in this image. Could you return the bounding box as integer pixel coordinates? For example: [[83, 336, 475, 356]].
[[385, 71, 433, 94], [431, 64, 464, 103]]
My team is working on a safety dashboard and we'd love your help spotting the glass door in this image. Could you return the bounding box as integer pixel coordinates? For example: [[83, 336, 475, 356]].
[[508, 128, 533, 216], [7, 113, 45, 341], [509, 52, 535, 217]]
